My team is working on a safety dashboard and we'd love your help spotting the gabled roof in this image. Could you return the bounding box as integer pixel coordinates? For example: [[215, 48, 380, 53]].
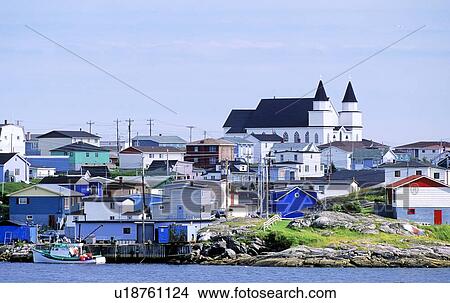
[[248, 133, 283, 142], [330, 169, 385, 188], [37, 130, 100, 139], [272, 142, 319, 153], [386, 175, 448, 189], [132, 135, 186, 144], [352, 147, 387, 160], [395, 141, 450, 149], [221, 136, 253, 144], [314, 80, 329, 101], [40, 175, 88, 185], [342, 81, 358, 102], [188, 138, 235, 146], [51, 142, 108, 152], [378, 159, 438, 169], [8, 184, 84, 197], [223, 110, 254, 133], [0, 153, 18, 165], [274, 186, 318, 202], [318, 139, 388, 152], [120, 146, 185, 154], [81, 165, 111, 178]]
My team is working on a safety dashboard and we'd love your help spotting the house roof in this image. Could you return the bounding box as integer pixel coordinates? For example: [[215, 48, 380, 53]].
[[51, 142, 108, 152], [83, 197, 134, 203], [81, 165, 111, 178], [272, 142, 319, 153], [221, 136, 253, 144], [352, 148, 387, 160], [248, 133, 283, 142], [318, 139, 388, 152], [37, 130, 100, 139], [0, 219, 31, 226], [188, 138, 235, 146], [329, 169, 385, 188], [114, 176, 172, 188], [395, 141, 450, 149], [120, 146, 185, 154], [8, 184, 83, 197], [40, 175, 87, 185], [342, 81, 358, 102], [0, 153, 17, 165], [132, 135, 186, 144], [274, 186, 318, 202], [314, 80, 329, 101], [378, 159, 439, 169], [386, 175, 448, 189]]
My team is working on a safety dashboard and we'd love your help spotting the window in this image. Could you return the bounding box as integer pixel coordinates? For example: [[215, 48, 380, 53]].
[[394, 170, 401, 177], [109, 216, 115, 220], [95, 152, 98, 158], [434, 172, 440, 179], [315, 165, 318, 172], [149, 154, 153, 158], [159, 205, 165, 210], [294, 132, 300, 143], [159, 154, 163, 158], [280, 155, 284, 162], [86, 152, 90, 157], [18, 198, 28, 205], [294, 155, 298, 161], [14, 168, 20, 175], [17, 136, 20, 140], [407, 208, 416, 215], [432, 150, 436, 153], [283, 132, 289, 142], [319, 185, 325, 192], [415, 170, 422, 176], [305, 165, 309, 172], [123, 227, 131, 235], [109, 202, 115, 209], [305, 132, 310, 143], [209, 146, 217, 152], [209, 157, 217, 165], [193, 158, 198, 163], [294, 192, 300, 198], [314, 133, 319, 144], [194, 147, 199, 152], [26, 215, 33, 221]]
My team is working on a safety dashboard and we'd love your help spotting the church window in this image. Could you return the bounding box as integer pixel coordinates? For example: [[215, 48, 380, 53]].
[[339, 132, 342, 141], [283, 132, 289, 142], [314, 133, 319, 143], [294, 132, 300, 143], [345, 135, 349, 140], [305, 132, 310, 143]]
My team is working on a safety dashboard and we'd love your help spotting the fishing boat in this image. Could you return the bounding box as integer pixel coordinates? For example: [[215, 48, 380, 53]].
[[32, 243, 106, 264]]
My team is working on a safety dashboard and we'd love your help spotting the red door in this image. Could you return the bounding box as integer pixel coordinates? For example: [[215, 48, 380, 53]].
[[434, 210, 442, 225]]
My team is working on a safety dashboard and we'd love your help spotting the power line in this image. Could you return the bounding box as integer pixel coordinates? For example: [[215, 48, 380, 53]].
[[186, 126, 195, 143], [25, 25, 177, 115], [146, 118, 154, 136], [114, 119, 121, 153], [86, 120, 95, 134]]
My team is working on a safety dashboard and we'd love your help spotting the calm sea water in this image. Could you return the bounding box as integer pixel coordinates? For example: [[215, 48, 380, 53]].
[[0, 263, 449, 283]]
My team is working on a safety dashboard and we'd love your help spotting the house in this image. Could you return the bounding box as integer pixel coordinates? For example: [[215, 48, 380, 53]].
[[82, 197, 136, 221], [50, 142, 110, 171], [245, 133, 283, 163], [386, 175, 450, 225], [25, 155, 71, 173], [270, 187, 318, 218], [25, 132, 41, 155], [74, 220, 139, 242], [80, 165, 111, 178], [39, 174, 103, 197], [37, 130, 101, 155], [223, 81, 363, 144], [395, 141, 450, 162], [379, 160, 448, 186], [30, 167, 56, 179], [184, 138, 234, 169], [8, 184, 83, 229], [151, 181, 215, 220], [221, 137, 254, 163], [319, 139, 389, 170], [351, 147, 396, 170], [0, 121, 25, 155], [119, 146, 185, 170], [273, 179, 359, 200], [270, 143, 324, 180], [0, 220, 38, 244], [0, 153, 30, 183], [132, 135, 187, 149]]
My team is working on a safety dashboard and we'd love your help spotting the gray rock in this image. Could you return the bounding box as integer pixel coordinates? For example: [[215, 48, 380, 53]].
[[223, 249, 237, 259]]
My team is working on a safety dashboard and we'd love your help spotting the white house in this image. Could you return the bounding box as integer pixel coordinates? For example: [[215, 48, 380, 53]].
[[395, 141, 450, 163], [83, 197, 136, 221], [245, 133, 283, 163], [223, 81, 363, 144], [379, 160, 449, 186], [0, 122, 26, 155], [270, 143, 324, 180], [30, 167, 56, 179], [221, 136, 254, 164], [37, 130, 101, 156], [119, 146, 185, 169], [0, 153, 30, 183]]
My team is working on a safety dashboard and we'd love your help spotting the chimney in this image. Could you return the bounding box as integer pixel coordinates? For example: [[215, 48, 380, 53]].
[[4, 120, 7, 125]]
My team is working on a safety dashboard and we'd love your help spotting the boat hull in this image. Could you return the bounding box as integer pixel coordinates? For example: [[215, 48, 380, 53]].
[[32, 250, 106, 264]]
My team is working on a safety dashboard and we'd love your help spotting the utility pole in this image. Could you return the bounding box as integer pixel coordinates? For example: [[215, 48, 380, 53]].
[[114, 119, 121, 153], [141, 154, 146, 244], [86, 120, 95, 134], [186, 126, 194, 143], [203, 130, 207, 139], [126, 118, 134, 147], [146, 118, 154, 136]]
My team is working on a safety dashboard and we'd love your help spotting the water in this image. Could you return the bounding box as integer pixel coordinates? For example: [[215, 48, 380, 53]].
[[0, 263, 449, 283]]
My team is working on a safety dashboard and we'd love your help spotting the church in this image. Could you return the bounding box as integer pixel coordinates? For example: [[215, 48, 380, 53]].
[[222, 80, 363, 145]]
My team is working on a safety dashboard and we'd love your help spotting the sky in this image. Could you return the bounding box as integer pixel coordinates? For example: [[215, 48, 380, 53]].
[[1, 1, 449, 146]]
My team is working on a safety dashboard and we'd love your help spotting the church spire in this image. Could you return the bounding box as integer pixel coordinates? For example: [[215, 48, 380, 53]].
[[342, 81, 358, 102], [314, 80, 329, 101]]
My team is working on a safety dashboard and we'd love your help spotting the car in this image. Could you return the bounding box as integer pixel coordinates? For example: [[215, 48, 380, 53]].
[[211, 209, 227, 218]]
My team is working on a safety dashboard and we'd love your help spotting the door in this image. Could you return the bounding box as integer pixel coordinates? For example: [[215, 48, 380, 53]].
[[434, 210, 442, 225], [48, 215, 57, 230]]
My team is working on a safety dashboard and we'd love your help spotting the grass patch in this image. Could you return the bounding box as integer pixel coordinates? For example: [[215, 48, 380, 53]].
[[421, 225, 450, 242]]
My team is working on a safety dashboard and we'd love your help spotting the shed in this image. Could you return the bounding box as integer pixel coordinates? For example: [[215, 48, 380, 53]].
[[0, 220, 38, 244]]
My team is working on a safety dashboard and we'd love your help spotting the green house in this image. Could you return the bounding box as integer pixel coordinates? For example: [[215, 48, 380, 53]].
[[50, 142, 110, 170]]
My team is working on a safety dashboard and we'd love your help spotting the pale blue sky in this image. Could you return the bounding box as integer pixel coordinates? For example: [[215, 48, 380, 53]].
[[1, 1, 449, 145]]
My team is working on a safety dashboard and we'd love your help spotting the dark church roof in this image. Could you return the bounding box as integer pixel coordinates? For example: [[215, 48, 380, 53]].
[[314, 80, 329, 101], [342, 81, 358, 102]]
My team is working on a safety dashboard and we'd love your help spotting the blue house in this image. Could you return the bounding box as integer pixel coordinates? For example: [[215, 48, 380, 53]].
[[25, 155, 71, 173], [39, 175, 103, 197], [8, 184, 84, 229], [270, 187, 318, 218], [132, 135, 186, 149], [0, 220, 38, 243]]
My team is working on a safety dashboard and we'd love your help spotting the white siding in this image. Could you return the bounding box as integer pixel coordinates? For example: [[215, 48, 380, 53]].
[[393, 187, 450, 208], [0, 125, 25, 155]]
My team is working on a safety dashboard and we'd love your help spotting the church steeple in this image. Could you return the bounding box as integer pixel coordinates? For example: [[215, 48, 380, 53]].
[[314, 80, 328, 101], [342, 81, 358, 102]]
